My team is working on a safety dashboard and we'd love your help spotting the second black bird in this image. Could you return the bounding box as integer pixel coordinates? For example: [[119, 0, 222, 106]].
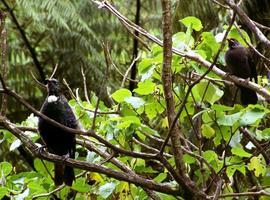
[[225, 38, 258, 105], [38, 78, 77, 186]]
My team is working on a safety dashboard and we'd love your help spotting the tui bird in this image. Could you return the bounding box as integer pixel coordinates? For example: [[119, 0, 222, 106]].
[[38, 78, 77, 186], [225, 38, 258, 105]]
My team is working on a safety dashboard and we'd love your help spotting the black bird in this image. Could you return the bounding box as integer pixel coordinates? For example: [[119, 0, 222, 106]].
[[225, 38, 258, 105], [38, 78, 77, 186]]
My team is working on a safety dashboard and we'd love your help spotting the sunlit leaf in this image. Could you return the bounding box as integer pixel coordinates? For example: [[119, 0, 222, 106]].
[[180, 16, 203, 31], [217, 112, 242, 126], [231, 147, 252, 158], [125, 97, 145, 109], [239, 108, 266, 126], [183, 154, 196, 164], [192, 80, 224, 104], [9, 139, 22, 151], [201, 124, 215, 138], [72, 177, 92, 192], [0, 162, 12, 177], [0, 187, 8, 199], [154, 173, 167, 183], [134, 80, 155, 95], [248, 154, 266, 177], [111, 89, 132, 103], [203, 151, 217, 163], [98, 182, 117, 198]]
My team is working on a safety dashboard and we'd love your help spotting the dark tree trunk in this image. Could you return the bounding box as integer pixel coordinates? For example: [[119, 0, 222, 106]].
[[129, 0, 140, 92]]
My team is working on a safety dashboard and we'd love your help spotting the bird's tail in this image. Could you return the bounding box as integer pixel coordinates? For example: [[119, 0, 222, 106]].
[[239, 86, 258, 105], [54, 164, 75, 186], [54, 163, 64, 186], [63, 165, 75, 186]]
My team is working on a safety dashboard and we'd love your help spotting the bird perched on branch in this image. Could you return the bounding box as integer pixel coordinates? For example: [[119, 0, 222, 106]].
[[38, 78, 77, 186], [225, 38, 258, 105]]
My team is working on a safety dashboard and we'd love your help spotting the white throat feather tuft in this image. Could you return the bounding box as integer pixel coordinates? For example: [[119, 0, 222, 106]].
[[47, 95, 59, 103]]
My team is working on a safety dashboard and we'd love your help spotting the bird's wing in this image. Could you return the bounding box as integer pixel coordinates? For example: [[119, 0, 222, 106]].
[[247, 48, 258, 83], [59, 96, 78, 129]]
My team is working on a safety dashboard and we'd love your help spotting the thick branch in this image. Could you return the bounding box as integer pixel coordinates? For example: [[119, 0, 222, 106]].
[[0, 9, 7, 115], [160, 0, 184, 177], [129, 0, 140, 91], [160, 1, 207, 199]]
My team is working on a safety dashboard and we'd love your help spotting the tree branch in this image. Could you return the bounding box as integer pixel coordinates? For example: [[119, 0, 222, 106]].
[[225, 0, 270, 49], [159, 1, 208, 199], [0, 9, 7, 116], [0, 116, 179, 196]]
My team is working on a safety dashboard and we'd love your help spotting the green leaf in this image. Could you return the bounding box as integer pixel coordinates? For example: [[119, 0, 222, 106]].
[[173, 32, 194, 50], [139, 125, 158, 136], [14, 188, 29, 200], [0, 161, 12, 177], [226, 165, 237, 178], [217, 112, 242, 126], [261, 128, 270, 140], [201, 124, 215, 139], [212, 104, 234, 112], [228, 27, 251, 47], [34, 159, 53, 176], [141, 67, 154, 81], [226, 157, 246, 177], [72, 177, 91, 192], [231, 147, 252, 158], [154, 173, 167, 183], [138, 58, 153, 74], [180, 16, 203, 31], [183, 154, 196, 164], [134, 80, 155, 95], [98, 182, 117, 198], [117, 116, 141, 129], [192, 80, 224, 104], [111, 89, 132, 103], [0, 187, 8, 199], [125, 97, 145, 109], [197, 32, 219, 58], [203, 151, 218, 163], [248, 154, 266, 177], [239, 108, 266, 126]]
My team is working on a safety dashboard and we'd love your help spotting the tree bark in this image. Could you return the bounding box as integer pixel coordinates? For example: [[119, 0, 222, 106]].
[[129, 0, 140, 92]]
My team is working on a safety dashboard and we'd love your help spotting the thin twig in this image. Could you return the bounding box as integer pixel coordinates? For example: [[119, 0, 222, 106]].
[[121, 55, 140, 87], [81, 67, 91, 104], [49, 63, 59, 79], [219, 190, 270, 198], [30, 71, 46, 89], [106, 45, 138, 83]]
